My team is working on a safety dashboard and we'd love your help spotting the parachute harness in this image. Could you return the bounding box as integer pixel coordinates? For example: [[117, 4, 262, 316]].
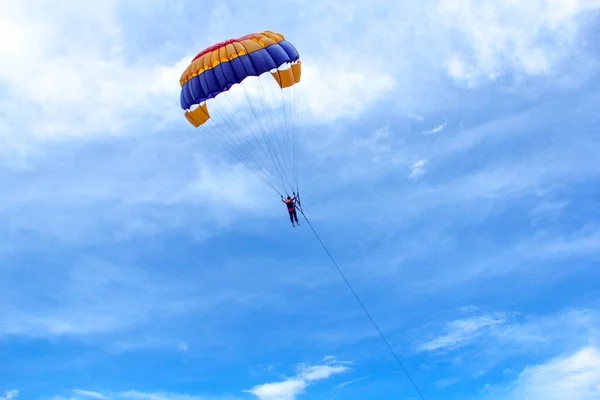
[[296, 200, 427, 400]]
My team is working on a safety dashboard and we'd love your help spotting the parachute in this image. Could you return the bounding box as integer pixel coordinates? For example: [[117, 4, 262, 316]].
[[179, 33, 428, 398], [179, 31, 302, 197]]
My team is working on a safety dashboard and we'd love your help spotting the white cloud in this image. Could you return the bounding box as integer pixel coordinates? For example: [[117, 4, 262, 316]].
[[178, 342, 189, 352], [245, 361, 350, 400], [0, 0, 595, 161], [408, 112, 425, 122], [418, 308, 599, 353], [382, 106, 600, 219], [434, 0, 600, 85], [492, 347, 600, 400], [531, 200, 569, 220], [409, 159, 428, 179], [417, 312, 509, 352], [0, 135, 277, 244], [0, 391, 18, 400], [521, 228, 600, 260], [299, 59, 395, 124], [353, 126, 392, 163], [247, 379, 305, 400], [0, 0, 185, 145], [333, 376, 368, 390], [423, 123, 447, 135], [414, 307, 600, 381], [72, 390, 107, 399], [289, 0, 600, 117], [432, 225, 600, 288]]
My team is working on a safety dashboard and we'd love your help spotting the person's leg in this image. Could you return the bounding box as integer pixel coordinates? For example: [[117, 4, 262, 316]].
[[293, 210, 299, 223], [289, 211, 294, 224]]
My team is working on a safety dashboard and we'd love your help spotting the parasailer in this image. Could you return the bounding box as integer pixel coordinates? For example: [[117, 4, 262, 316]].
[[281, 194, 300, 227], [179, 30, 303, 223]]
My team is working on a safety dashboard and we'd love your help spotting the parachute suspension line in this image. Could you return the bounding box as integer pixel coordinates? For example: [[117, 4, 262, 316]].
[[220, 88, 286, 192], [205, 99, 267, 177], [229, 55, 294, 196], [229, 77, 290, 195], [201, 108, 261, 174], [201, 90, 287, 197], [286, 81, 296, 192], [293, 78, 301, 194], [221, 86, 290, 195], [206, 93, 266, 172], [258, 69, 294, 196], [296, 207, 427, 400], [277, 74, 296, 193], [201, 108, 284, 196], [266, 71, 295, 195], [202, 119, 256, 176], [270, 81, 290, 190], [291, 80, 300, 193], [250, 75, 293, 196], [254, 75, 296, 196], [283, 74, 299, 196]]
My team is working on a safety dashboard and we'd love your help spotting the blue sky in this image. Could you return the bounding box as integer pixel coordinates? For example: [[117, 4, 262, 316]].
[[1, 0, 600, 399]]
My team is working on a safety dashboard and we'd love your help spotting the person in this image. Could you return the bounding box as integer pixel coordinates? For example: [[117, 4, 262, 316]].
[[281, 194, 300, 227]]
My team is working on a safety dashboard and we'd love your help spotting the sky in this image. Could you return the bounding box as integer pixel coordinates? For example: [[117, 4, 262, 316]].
[[1, 0, 600, 399]]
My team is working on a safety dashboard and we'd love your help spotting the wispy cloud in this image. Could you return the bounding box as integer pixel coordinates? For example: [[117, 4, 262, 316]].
[[0, 391, 18, 400], [333, 376, 368, 390], [415, 308, 600, 379], [488, 347, 600, 400], [428, 225, 600, 288], [408, 112, 424, 122], [0, 1, 186, 145], [423, 123, 447, 135], [354, 126, 390, 151], [409, 159, 428, 179], [299, 61, 395, 124], [353, 126, 392, 163], [521, 227, 600, 261], [72, 390, 107, 399], [417, 312, 509, 352], [245, 358, 350, 400], [435, 0, 600, 86], [0, 136, 276, 245]]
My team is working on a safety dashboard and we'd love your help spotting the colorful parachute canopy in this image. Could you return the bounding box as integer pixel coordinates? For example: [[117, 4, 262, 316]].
[[180, 31, 301, 127], [179, 31, 302, 197]]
